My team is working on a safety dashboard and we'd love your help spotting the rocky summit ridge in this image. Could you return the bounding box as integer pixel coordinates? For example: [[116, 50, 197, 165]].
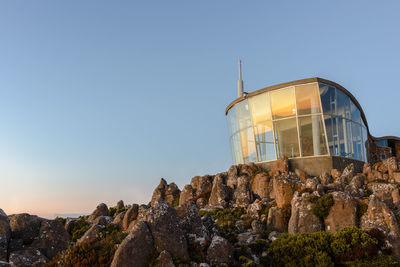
[[2, 157, 400, 266]]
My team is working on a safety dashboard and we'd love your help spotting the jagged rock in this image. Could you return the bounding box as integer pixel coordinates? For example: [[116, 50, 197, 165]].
[[122, 204, 138, 231], [156, 250, 175, 267], [206, 235, 234, 265], [234, 176, 251, 207], [239, 163, 260, 178], [271, 157, 289, 176], [361, 195, 399, 237], [324, 192, 357, 233], [226, 166, 238, 190], [267, 206, 286, 232], [145, 200, 190, 262], [196, 198, 207, 208], [324, 182, 344, 192], [237, 231, 260, 245], [247, 199, 264, 219], [116, 200, 124, 210], [384, 157, 398, 176], [288, 192, 322, 234], [208, 174, 229, 208], [319, 172, 333, 185], [201, 214, 219, 238], [76, 224, 103, 245], [30, 219, 70, 260], [179, 185, 195, 205], [251, 172, 271, 199], [341, 163, 354, 182], [151, 178, 168, 206], [9, 248, 48, 267], [0, 209, 10, 261], [268, 231, 280, 241], [88, 203, 109, 223], [235, 220, 247, 233], [190, 175, 213, 194], [9, 214, 43, 245], [151, 179, 181, 206], [112, 211, 126, 229], [0, 261, 14, 267], [111, 221, 155, 267], [394, 172, 400, 184], [165, 182, 181, 206], [393, 189, 400, 205], [92, 216, 113, 226], [273, 175, 294, 209]]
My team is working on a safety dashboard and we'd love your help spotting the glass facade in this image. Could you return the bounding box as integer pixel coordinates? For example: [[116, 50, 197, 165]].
[[227, 82, 368, 164]]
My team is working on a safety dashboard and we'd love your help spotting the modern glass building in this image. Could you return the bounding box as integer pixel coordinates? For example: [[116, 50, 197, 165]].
[[226, 78, 369, 165]]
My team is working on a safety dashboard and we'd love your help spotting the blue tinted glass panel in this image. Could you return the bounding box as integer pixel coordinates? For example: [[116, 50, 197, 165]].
[[235, 100, 252, 130], [227, 107, 238, 135], [319, 84, 336, 115]]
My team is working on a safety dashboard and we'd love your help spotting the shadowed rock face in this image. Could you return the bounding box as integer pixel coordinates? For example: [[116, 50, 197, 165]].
[[288, 192, 322, 234], [88, 203, 109, 223]]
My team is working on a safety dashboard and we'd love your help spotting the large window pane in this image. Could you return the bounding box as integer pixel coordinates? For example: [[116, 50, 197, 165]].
[[235, 100, 252, 130], [324, 115, 345, 157], [231, 133, 243, 164], [362, 127, 368, 162], [274, 118, 300, 158], [254, 122, 276, 161], [227, 107, 238, 136], [299, 115, 327, 157], [319, 84, 336, 115], [249, 93, 272, 124], [350, 102, 361, 124], [270, 87, 296, 120], [239, 128, 257, 163], [343, 118, 353, 157], [337, 90, 351, 119], [296, 83, 321, 115]]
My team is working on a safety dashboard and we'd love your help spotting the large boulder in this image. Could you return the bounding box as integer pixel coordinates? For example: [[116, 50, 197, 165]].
[[360, 195, 399, 237], [367, 183, 397, 208], [9, 248, 48, 267], [251, 172, 272, 199], [206, 235, 234, 265], [76, 224, 103, 245], [273, 175, 294, 209], [288, 192, 322, 234], [116, 200, 125, 211], [324, 192, 357, 233], [111, 221, 155, 267], [208, 174, 229, 207], [145, 200, 190, 262], [267, 206, 287, 232], [88, 203, 109, 223], [8, 214, 43, 245], [270, 157, 289, 176], [121, 204, 138, 231], [112, 211, 126, 229], [234, 176, 251, 207], [0, 209, 10, 261], [31, 219, 70, 259]]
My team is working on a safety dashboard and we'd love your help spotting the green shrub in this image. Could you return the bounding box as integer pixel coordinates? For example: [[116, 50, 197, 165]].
[[54, 216, 66, 225], [172, 198, 180, 207], [331, 226, 378, 262], [248, 238, 268, 255], [70, 217, 91, 242], [108, 207, 117, 217], [311, 194, 334, 219], [347, 255, 400, 267], [45, 223, 127, 267], [267, 226, 386, 266], [268, 231, 334, 267]]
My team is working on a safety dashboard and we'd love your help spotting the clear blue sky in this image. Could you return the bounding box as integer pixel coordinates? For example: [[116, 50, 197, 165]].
[[1, 1, 399, 218]]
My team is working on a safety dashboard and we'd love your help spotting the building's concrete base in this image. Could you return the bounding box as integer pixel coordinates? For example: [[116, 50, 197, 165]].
[[256, 156, 364, 177]]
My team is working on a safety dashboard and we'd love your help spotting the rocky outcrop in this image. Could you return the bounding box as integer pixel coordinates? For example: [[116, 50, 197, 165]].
[[9, 248, 48, 267], [151, 178, 181, 206], [88, 203, 109, 223], [179, 184, 195, 205], [288, 192, 322, 234], [324, 192, 357, 233], [251, 172, 271, 199], [9, 214, 43, 245], [155, 250, 175, 267], [111, 221, 155, 267], [208, 174, 229, 208], [273, 175, 295, 209]]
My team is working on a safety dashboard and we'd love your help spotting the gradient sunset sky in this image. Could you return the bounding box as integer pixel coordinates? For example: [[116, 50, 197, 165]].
[[1, 1, 399, 218]]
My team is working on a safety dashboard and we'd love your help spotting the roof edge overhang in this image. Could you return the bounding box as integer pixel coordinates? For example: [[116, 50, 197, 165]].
[[225, 77, 370, 132]]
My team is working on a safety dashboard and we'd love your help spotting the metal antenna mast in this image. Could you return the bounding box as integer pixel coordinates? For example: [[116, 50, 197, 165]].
[[237, 59, 244, 98]]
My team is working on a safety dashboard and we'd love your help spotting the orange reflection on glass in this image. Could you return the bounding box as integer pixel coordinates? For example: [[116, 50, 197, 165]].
[[270, 87, 296, 120], [295, 83, 321, 115], [249, 93, 271, 124]]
